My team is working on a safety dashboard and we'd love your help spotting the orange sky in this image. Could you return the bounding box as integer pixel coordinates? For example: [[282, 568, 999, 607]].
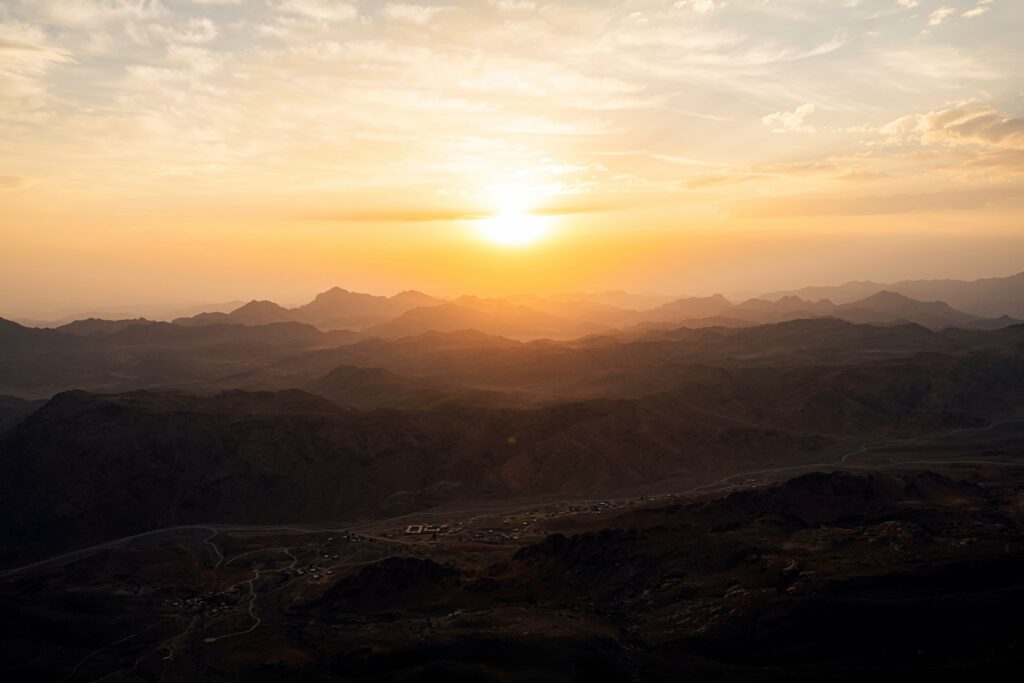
[[2, 0, 1023, 316]]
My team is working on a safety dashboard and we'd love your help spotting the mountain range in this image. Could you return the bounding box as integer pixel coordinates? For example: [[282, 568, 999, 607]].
[[21, 272, 1017, 344], [5, 273, 1024, 680], [13, 270, 1022, 337], [4, 316, 1024, 564], [173, 289, 444, 331], [4, 272, 1024, 567], [762, 270, 1024, 318]]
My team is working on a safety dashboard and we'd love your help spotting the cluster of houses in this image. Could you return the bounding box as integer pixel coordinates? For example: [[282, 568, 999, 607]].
[[404, 524, 450, 535], [167, 592, 232, 615]]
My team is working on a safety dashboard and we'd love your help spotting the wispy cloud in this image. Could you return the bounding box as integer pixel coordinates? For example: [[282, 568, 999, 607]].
[[272, 0, 357, 22], [33, 0, 168, 27], [928, 7, 956, 26], [962, 7, 990, 19], [0, 175, 33, 189], [673, 0, 725, 13], [383, 3, 454, 25], [0, 19, 74, 122]]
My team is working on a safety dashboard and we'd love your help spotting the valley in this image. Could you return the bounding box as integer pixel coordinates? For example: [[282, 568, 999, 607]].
[[4, 419, 1024, 681]]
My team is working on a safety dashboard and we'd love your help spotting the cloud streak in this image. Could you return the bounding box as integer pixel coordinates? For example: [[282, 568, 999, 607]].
[[733, 187, 1023, 218], [0, 0, 1020, 237], [881, 105, 1024, 151]]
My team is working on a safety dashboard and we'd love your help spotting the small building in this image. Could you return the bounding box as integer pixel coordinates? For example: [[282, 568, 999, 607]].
[[405, 524, 450, 535]]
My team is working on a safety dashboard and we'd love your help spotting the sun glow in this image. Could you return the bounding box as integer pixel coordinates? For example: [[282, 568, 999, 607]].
[[477, 185, 551, 247]]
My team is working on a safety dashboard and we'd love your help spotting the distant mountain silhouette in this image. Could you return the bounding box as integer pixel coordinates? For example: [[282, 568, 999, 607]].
[[294, 287, 443, 329], [56, 317, 157, 337], [172, 288, 444, 331], [642, 293, 735, 321], [174, 299, 297, 326], [762, 270, 1024, 318], [16, 302, 245, 328], [366, 297, 601, 340], [392, 290, 994, 335], [57, 281, 1014, 342], [596, 290, 985, 331], [832, 290, 980, 328], [732, 295, 834, 319]]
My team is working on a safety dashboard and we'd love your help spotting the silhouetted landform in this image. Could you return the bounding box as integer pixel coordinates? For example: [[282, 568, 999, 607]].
[[56, 317, 157, 337], [763, 270, 1024, 318], [173, 288, 444, 331], [0, 318, 359, 398], [0, 395, 44, 436], [4, 467, 1024, 680], [298, 287, 443, 329], [14, 301, 245, 329], [3, 307, 1024, 401], [176, 299, 298, 327], [14, 272, 1024, 337], [168, 287, 1010, 338], [149, 273, 1024, 337]]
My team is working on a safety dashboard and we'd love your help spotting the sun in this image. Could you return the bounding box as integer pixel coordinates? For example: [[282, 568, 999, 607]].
[[477, 185, 551, 247], [479, 210, 549, 247]]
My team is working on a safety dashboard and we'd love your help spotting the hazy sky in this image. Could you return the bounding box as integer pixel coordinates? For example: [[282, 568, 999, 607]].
[[2, 0, 1023, 314]]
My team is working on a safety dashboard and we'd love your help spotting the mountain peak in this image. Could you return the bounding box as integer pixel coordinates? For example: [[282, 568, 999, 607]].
[[850, 291, 959, 312], [306, 287, 358, 304], [859, 290, 912, 303], [236, 299, 289, 312]]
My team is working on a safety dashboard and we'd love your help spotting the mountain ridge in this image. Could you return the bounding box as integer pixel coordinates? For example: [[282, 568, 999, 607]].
[[762, 270, 1024, 318]]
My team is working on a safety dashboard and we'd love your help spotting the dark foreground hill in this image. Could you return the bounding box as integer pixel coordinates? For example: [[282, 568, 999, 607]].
[[0, 395, 44, 435], [316, 470, 1024, 682], [4, 468, 1024, 681]]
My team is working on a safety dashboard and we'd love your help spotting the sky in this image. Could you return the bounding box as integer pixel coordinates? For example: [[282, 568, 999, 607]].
[[1, 0, 1023, 315]]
